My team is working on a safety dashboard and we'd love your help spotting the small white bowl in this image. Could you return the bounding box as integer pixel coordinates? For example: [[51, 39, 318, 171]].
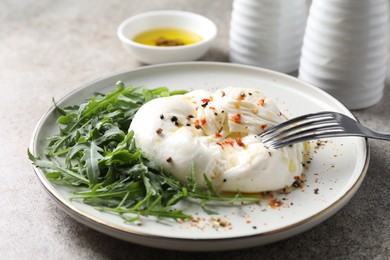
[[117, 10, 217, 64]]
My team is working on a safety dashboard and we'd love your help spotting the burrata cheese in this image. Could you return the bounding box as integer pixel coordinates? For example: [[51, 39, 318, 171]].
[[130, 87, 305, 193]]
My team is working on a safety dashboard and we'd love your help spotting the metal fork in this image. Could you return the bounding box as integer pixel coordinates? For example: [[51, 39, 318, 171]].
[[259, 111, 390, 149]]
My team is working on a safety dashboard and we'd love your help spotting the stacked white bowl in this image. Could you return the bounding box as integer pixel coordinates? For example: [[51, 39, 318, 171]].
[[229, 0, 308, 73], [298, 0, 389, 109]]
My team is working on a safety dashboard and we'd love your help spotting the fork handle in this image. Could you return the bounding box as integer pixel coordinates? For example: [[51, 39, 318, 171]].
[[364, 129, 390, 141]]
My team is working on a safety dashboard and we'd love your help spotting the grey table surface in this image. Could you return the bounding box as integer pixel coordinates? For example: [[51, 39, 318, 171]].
[[1, 0, 389, 259]]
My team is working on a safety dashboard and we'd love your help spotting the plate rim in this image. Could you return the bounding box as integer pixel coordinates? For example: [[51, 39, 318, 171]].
[[29, 61, 370, 249]]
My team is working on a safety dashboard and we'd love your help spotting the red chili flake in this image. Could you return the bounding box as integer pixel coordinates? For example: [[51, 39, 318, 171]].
[[235, 137, 245, 147], [201, 98, 211, 103], [218, 140, 233, 148], [209, 106, 216, 110], [261, 123, 268, 130], [215, 132, 222, 138], [194, 119, 202, 129], [268, 198, 283, 208], [232, 113, 241, 124], [201, 118, 207, 126], [222, 140, 234, 147], [258, 99, 265, 106], [294, 176, 301, 180]]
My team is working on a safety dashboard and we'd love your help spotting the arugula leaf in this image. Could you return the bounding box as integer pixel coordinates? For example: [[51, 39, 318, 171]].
[[28, 82, 260, 222], [82, 141, 103, 185]]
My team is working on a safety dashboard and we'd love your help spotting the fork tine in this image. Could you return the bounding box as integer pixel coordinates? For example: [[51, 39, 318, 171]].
[[260, 118, 339, 143], [258, 111, 335, 138], [266, 131, 357, 149], [264, 125, 346, 148]]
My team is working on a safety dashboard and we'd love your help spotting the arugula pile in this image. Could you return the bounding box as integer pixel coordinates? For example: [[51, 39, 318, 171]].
[[29, 82, 259, 222]]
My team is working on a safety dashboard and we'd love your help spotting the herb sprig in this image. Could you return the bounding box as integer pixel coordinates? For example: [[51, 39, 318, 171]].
[[29, 82, 259, 222]]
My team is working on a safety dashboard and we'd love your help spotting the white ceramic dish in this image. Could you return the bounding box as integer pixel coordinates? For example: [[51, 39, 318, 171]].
[[30, 62, 369, 251], [117, 10, 217, 64]]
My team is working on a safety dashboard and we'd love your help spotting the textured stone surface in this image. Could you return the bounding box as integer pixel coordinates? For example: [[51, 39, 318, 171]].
[[1, 0, 389, 259]]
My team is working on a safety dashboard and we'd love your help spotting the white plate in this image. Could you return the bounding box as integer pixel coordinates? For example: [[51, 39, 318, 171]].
[[30, 62, 369, 251]]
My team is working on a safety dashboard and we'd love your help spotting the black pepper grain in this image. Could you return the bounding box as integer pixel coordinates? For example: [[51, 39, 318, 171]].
[[292, 180, 301, 188], [166, 157, 173, 163], [156, 128, 163, 135], [160, 114, 164, 120], [170, 116, 178, 122]]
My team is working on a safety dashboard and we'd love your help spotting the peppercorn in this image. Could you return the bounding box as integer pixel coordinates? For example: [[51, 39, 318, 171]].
[[292, 180, 301, 188]]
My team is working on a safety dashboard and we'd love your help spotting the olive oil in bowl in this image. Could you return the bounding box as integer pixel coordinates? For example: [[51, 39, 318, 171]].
[[133, 28, 203, 47]]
